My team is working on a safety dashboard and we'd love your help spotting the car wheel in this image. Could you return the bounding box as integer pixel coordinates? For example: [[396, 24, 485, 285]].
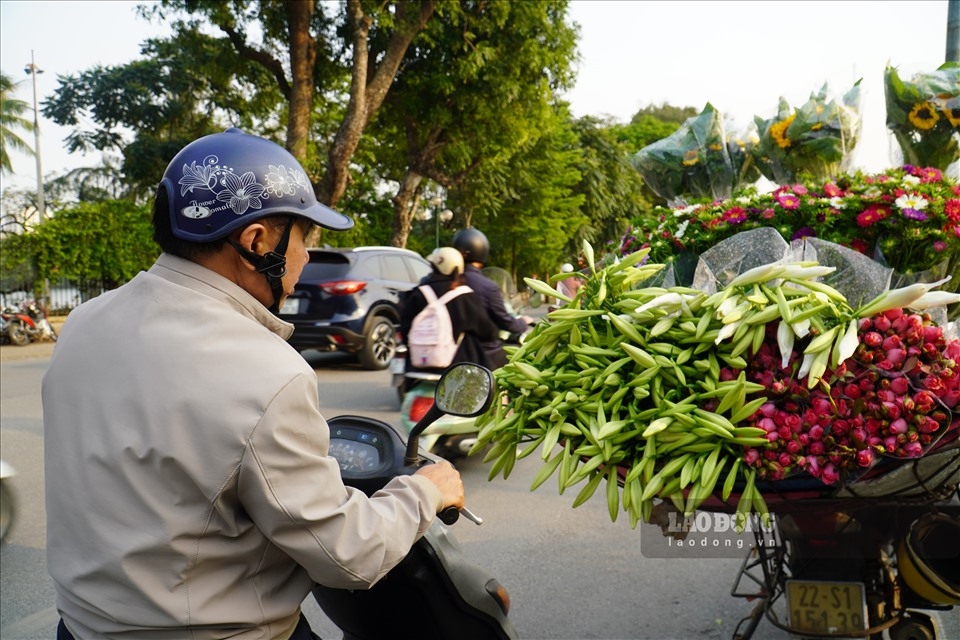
[[358, 316, 396, 370]]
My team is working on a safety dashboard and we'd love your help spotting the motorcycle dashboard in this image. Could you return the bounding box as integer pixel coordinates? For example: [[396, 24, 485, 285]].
[[329, 423, 390, 475]]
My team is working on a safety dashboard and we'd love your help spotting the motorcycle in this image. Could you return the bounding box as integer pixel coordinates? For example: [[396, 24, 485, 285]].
[[394, 319, 534, 461], [1, 459, 16, 543], [393, 266, 539, 460], [0, 312, 30, 346], [674, 439, 960, 640], [19, 299, 57, 342], [312, 362, 518, 639]]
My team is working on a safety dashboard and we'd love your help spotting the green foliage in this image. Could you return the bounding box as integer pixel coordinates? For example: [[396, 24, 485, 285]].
[[470, 108, 587, 278], [568, 116, 650, 252], [372, 0, 579, 246], [608, 116, 682, 156], [631, 103, 698, 125], [25, 200, 158, 286]]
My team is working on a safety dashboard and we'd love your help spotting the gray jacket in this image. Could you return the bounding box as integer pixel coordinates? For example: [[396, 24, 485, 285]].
[[43, 254, 441, 639]]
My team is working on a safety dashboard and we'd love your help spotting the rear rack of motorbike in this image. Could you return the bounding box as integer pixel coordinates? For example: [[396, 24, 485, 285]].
[[718, 443, 960, 640]]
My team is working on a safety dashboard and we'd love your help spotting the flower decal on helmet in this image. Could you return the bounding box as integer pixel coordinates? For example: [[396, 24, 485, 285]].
[[175, 153, 311, 219], [216, 171, 265, 215], [264, 164, 311, 197]]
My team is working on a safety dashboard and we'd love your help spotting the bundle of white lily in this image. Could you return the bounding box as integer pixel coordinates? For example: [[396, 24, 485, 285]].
[[473, 232, 960, 529]]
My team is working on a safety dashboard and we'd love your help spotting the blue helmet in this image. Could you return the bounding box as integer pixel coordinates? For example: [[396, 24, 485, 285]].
[[160, 128, 353, 242]]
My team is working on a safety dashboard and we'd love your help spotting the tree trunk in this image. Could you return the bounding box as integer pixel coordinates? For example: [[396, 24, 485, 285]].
[[284, 1, 316, 162], [317, 0, 437, 208], [389, 169, 424, 248]]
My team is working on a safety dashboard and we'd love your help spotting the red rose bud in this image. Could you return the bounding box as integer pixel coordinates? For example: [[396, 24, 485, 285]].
[[863, 331, 883, 348], [856, 449, 875, 467]]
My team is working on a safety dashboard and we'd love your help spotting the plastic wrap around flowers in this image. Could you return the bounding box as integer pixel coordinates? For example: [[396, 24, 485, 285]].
[[751, 81, 862, 185], [473, 230, 960, 527], [885, 62, 960, 172], [631, 103, 761, 206]]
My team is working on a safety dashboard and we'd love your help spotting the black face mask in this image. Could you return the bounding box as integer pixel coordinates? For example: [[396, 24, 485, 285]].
[[228, 216, 295, 313]]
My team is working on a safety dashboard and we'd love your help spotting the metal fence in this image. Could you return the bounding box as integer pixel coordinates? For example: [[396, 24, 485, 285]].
[[0, 277, 109, 316]]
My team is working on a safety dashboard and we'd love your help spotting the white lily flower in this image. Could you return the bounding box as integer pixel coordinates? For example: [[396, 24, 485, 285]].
[[635, 292, 687, 314], [727, 263, 786, 288], [716, 296, 740, 318], [792, 317, 811, 338], [836, 318, 859, 364], [780, 265, 836, 280], [857, 277, 952, 317], [905, 290, 960, 310], [715, 320, 740, 344], [797, 352, 815, 380], [777, 320, 795, 368]]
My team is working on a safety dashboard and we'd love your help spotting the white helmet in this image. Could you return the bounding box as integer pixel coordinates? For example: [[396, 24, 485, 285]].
[[428, 247, 464, 276]]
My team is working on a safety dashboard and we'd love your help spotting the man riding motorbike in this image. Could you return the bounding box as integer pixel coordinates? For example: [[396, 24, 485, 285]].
[[42, 129, 464, 640], [452, 228, 533, 369]]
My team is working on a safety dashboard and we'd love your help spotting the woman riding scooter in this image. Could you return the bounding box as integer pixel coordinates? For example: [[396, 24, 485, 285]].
[[398, 247, 499, 388]]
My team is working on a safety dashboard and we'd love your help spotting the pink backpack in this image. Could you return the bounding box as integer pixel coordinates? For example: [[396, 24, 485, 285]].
[[407, 285, 472, 368]]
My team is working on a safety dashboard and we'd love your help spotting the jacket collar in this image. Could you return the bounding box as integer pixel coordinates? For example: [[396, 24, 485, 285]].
[[150, 253, 295, 340]]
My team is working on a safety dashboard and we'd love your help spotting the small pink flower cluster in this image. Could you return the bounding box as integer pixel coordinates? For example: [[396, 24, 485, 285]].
[[736, 309, 959, 485]]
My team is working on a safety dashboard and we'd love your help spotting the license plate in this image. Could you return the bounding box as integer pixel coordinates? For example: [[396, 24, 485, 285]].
[[786, 580, 868, 635], [278, 297, 300, 315], [389, 357, 406, 375]]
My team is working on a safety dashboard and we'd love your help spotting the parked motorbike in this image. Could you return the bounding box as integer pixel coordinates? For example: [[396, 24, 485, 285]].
[[0, 459, 16, 543], [312, 362, 518, 639], [19, 299, 57, 342], [0, 312, 30, 346], [682, 440, 960, 640]]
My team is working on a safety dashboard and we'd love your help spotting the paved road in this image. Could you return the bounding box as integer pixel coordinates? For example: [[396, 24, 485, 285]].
[[2, 344, 957, 639]]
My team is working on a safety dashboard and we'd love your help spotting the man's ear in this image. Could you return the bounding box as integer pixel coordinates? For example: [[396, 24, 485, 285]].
[[233, 222, 271, 259]]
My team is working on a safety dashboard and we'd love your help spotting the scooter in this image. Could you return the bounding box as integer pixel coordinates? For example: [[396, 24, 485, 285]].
[[312, 362, 518, 639], [0, 313, 30, 346], [0, 459, 16, 543], [394, 322, 534, 461]]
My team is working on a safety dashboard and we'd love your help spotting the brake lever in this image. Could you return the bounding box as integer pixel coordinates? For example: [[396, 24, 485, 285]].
[[438, 505, 484, 526]]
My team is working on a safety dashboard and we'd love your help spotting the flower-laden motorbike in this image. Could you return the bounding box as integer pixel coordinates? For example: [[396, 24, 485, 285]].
[[473, 230, 960, 640]]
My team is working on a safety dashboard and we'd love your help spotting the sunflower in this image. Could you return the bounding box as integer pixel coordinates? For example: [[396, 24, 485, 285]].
[[941, 104, 960, 128], [908, 102, 939, 130], [769, 113, 796, 149], [682, 149, 699, 166]]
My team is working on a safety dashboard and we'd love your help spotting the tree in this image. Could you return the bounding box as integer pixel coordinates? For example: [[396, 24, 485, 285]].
[[46, 1, 440, 247], [631, 102, 698, 125], [372, 0, 579, 249], [0, 72, 35, 175], [463, 106, 586, 279], [568, 116, 649, 252]]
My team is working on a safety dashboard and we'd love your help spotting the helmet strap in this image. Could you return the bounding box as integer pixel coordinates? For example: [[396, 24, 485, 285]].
[[229, 216, 295, 313]]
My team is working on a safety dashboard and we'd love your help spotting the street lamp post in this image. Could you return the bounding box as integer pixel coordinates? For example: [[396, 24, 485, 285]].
[[24, 50, 45, 223], [24, 51, 50, 312]]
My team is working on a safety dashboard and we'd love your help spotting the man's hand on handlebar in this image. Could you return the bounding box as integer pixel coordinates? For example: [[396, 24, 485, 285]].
[[415, 459, 465, 510]]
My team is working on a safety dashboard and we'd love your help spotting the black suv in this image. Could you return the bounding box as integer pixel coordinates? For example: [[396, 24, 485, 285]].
[[277, 247, 432, 369]]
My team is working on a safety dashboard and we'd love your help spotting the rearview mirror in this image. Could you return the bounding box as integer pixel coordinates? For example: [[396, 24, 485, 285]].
[[435, 363, 494, 417], [404, 362, 494, 466]]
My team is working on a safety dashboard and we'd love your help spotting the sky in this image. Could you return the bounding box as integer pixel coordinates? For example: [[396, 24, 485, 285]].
[[0, 0, 954, 195]]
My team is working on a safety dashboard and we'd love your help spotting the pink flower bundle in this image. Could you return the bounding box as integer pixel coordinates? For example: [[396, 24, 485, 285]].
[[737, 309, 959, 484]]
